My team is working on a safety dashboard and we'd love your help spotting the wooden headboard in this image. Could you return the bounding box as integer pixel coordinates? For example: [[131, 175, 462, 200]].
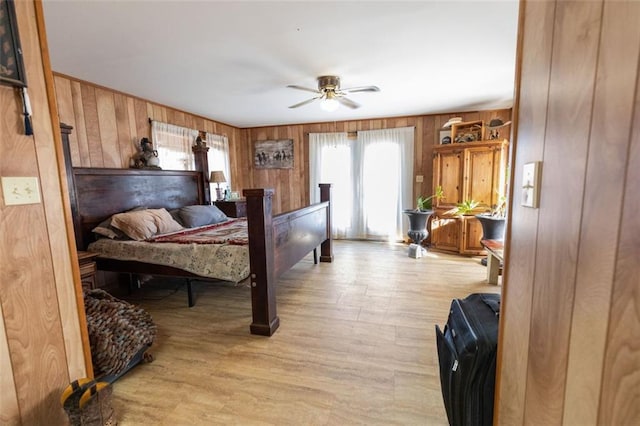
[[69, 168, 204, 250]]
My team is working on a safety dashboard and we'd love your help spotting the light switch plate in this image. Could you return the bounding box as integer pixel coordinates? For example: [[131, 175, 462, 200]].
[[521, 162, 541, 208], [2, 177, 41, 205], [415, 175, 424, 183]]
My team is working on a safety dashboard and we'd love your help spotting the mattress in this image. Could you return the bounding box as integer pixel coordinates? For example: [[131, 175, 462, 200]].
[[87, 221, 250, 283]]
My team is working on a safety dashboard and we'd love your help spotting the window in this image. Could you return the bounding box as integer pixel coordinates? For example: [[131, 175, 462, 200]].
[[205, 132, 231, 192], [151, 121, 198, 170]]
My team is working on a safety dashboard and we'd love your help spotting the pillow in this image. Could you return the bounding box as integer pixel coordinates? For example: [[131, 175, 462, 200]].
[[111, 208, 183, 241], [92, 206, 147, 240], [168, 208, 185, 227], [178, 205, 228, 228], [92, 217, 128, 240], [154, 208, 184, 234]]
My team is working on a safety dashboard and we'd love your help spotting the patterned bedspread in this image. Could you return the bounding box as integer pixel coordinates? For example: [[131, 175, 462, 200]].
[[87, 220, 250, 283], [148, 218, 248, 245]]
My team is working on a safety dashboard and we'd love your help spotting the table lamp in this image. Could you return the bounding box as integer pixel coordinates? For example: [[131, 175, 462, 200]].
[[209, 170, 226, 201]]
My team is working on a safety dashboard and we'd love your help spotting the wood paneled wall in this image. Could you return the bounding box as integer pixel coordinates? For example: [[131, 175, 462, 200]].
[[53, 73, 510, 215], [0, 1, 87, 424], [53, 73, 245, 173], [243, 111, 511, 214], [496, 1, 640, 424]]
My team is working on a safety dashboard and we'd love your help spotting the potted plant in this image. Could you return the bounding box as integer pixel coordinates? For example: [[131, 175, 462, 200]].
[[474, 195, 507, 241], [404, 186, 444, 250], [447, 199, 480, 216]]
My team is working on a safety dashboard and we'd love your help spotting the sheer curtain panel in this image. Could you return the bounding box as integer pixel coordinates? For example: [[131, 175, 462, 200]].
[[205, 132, 232, 192], [309, 132, 352, 238], [357, 127, 414, 241], [151, 121, 199, 170]]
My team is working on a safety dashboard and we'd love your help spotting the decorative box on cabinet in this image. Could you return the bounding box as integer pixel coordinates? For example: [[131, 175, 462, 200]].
[[431, 139, 508, 255]]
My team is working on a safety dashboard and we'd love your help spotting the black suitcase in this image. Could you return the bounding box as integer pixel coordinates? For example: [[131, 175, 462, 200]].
[[435, 293, 500, 426]]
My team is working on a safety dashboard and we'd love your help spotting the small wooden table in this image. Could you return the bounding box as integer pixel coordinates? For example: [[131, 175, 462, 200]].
[[78, 251, 100, 290], [481, 239, 504, 285]]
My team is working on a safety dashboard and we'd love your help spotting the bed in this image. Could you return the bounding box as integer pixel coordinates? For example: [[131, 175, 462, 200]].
[[61, 125, 333, 337]]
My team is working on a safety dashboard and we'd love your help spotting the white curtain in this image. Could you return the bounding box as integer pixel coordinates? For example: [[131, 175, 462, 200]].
[[151, 121, 199, 170], [309, 127, 414, 241], [205, 132, 231, 193], [309, 132, 352, 238], [357, 127, 414, 241]]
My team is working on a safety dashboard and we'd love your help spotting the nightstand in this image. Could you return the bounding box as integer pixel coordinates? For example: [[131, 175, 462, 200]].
[[78, 251, 99, 290], [215, 200, 247, 218]]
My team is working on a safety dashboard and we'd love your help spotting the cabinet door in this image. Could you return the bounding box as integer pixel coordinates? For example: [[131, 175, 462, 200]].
[[465, 147, 496, 210], [460, 216, 485, 255], [433, 150, 463, 209], [491, 145, 508, 208], [431, 215, 460, 252]]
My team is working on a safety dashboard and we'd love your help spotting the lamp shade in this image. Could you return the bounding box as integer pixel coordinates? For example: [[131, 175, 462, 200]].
[[209, 170, 226, 184]]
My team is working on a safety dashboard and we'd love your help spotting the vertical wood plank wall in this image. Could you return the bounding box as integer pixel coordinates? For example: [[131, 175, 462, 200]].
[[54, 73, 245, 178], [0, 1, 87, 425], [52, 73, 510, 214], [496, 0, 640, 424], [244, 112, 510, 214]]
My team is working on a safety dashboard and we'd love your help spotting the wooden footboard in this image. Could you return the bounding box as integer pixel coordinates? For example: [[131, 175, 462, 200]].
[[244, 184, 332, 336]]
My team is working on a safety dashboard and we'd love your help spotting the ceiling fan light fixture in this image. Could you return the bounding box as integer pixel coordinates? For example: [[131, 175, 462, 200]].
[[320, 91, 339, 112], [287, 75, 378, 110]]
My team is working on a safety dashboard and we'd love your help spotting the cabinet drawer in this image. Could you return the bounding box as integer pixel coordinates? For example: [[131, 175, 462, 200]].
[[80, 261, 96, 277]]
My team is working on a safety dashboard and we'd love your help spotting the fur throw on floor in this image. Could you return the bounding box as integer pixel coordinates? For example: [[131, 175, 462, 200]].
[[84, 289, 156, 377]]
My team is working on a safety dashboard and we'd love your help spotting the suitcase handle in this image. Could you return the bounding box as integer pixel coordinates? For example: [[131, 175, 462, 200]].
[[480, 294, 500, 316]]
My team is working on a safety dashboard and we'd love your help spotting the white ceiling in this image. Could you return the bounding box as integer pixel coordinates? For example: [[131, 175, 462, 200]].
[[42, 1, 520, 128]]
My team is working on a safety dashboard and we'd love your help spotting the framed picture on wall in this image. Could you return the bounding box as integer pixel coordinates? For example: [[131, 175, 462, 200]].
[[0, 0, 27, 87], [254, 139, 294, 169]]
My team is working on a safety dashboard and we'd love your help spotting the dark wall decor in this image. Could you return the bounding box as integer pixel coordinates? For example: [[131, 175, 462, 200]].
[[0, 0, 27, 87], [254, 139, 294, 169], [1, 0, 31, 135]]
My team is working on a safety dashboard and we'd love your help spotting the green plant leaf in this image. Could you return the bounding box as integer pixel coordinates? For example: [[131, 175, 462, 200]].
[[453, 199, 479, 215], [416, 186, 444, 210]]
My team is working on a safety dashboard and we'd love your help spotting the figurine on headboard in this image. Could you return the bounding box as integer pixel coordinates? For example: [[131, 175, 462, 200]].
[[131, 138, 161, 169]]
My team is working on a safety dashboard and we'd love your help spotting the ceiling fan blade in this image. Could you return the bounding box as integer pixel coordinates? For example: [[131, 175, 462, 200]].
[[340, 85, 380, 93], [336, 96, 360, 109], [287, 85, 321, 94], [288, 97, 320, 109]]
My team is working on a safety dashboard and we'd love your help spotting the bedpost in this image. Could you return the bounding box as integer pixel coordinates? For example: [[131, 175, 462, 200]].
[[319, 183, 333, 263], [192, 143, 210, 205], [243, 188, 280, 336], [60, 123, 84, 250]]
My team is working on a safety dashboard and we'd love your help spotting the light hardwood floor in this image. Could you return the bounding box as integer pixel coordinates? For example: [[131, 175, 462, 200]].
[[110, 240, 500, 425]]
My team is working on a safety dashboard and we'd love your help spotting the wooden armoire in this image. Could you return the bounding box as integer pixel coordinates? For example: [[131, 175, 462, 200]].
[[430, 139, 509, 255]]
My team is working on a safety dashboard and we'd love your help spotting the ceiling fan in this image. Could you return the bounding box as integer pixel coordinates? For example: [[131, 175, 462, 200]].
[[287, 75, 380, 111]]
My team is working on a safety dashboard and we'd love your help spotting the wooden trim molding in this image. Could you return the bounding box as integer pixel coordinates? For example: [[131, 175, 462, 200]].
[[35, 0, 93, 378]]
